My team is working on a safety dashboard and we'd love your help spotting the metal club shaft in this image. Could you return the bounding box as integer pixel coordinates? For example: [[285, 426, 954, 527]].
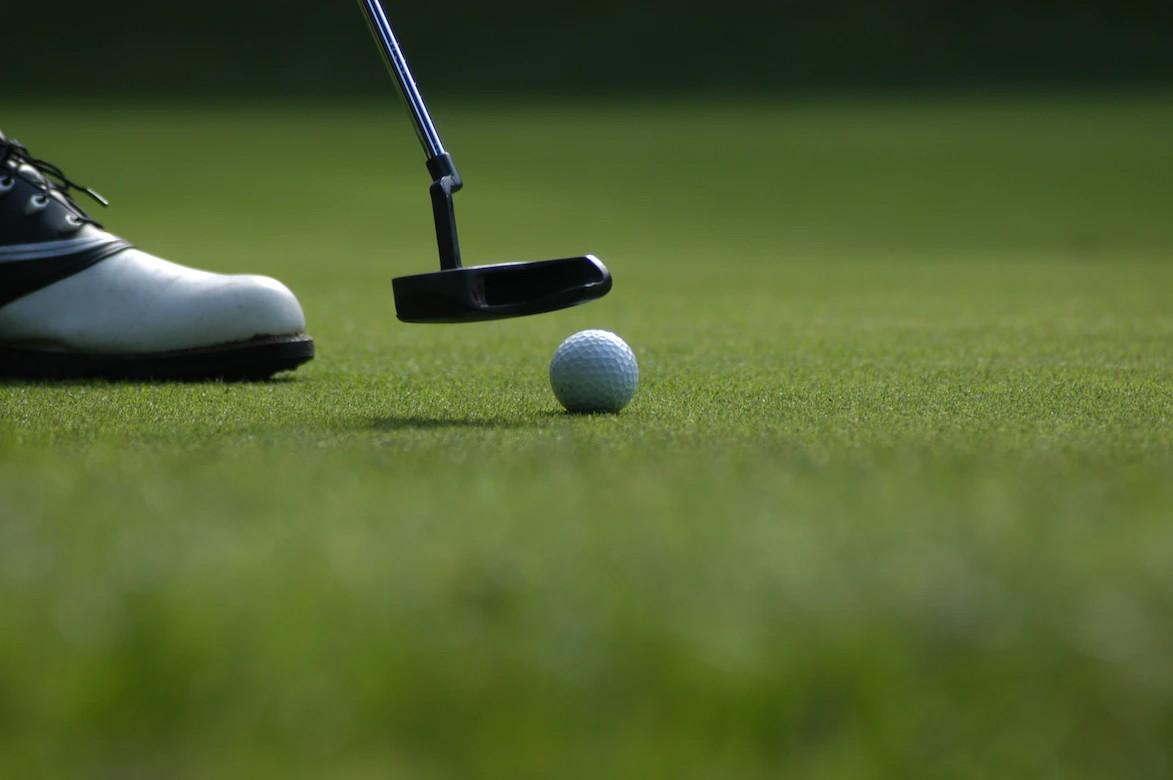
[[357, 0, 447, 160]]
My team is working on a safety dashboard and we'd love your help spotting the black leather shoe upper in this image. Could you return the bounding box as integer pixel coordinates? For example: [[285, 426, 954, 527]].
[[0, 131, 131, 308]]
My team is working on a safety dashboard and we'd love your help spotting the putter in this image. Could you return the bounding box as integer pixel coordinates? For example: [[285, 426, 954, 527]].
[[356, 1, 613, 323]]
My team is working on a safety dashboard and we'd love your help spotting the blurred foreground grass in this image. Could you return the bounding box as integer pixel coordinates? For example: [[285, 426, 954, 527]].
[[1, 92, 1171, 777]]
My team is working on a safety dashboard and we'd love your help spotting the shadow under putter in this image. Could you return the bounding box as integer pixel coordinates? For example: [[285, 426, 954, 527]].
[[357, 0, 613, 324]]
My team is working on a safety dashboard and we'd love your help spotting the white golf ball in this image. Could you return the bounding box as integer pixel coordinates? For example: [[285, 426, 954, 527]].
[[549, 330, 638, 413]]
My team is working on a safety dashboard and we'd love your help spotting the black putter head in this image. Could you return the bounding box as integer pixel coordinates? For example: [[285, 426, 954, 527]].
[[393, 254, 611, 323], [380, 149, 612, 323]]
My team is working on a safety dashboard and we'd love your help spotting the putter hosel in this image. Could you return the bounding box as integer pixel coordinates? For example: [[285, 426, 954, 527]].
[[428, 153, 463, 270]]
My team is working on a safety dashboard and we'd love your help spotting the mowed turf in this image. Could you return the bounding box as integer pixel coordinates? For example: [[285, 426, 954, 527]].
[[1, 92, 1171, 778]]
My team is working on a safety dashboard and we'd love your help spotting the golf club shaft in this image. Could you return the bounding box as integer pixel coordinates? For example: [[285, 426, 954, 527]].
[[357, 0, 447, 160]]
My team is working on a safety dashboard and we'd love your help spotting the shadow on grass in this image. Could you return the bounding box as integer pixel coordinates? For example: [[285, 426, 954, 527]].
[[367, 410, 616, 431], [367, 415, 544, 432]]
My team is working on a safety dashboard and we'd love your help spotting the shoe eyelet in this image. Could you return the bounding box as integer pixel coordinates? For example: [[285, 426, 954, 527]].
[[24, 193, 51, 216], [0, 176, 13, 196]]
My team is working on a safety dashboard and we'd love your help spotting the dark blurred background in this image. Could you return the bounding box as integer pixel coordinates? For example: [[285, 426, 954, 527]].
[[3, 1, 1172, 97]]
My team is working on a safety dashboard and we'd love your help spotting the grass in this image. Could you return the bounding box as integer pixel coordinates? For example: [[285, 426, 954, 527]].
[[1, 91, 1171, 778]]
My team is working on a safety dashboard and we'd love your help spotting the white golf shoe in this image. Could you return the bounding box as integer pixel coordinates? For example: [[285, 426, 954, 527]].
[[0, 131, 313, 380]]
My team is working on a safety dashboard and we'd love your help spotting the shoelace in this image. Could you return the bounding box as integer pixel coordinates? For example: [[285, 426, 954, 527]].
[[0, 136, 110, 224]]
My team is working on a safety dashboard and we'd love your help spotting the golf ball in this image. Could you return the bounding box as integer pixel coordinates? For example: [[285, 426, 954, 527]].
[[549, 329, 639, 413]]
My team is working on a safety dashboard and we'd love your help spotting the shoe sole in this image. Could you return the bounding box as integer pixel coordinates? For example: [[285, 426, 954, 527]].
[[0, 335, 314, 381]]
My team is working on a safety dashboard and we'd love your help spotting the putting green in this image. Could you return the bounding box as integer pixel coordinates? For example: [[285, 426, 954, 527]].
[[2, 92, 1171, 777]]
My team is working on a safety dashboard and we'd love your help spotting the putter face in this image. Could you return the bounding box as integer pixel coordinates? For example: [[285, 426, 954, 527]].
[[393, 255, 612, 323]]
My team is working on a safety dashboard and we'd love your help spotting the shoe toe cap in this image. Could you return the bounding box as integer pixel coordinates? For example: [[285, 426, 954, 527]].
[[0, 247, 311, 354], [198, 274, 307, 340]]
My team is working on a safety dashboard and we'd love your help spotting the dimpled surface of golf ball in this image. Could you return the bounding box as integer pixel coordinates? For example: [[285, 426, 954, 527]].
[[549, 330, 638, 413]]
